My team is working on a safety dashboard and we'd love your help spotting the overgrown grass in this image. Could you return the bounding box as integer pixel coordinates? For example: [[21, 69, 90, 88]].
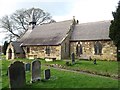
[[0, 59, 119, 89]]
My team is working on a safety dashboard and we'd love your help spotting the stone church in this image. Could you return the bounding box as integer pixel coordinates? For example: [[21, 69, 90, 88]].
[[6, 11, 117, 61]]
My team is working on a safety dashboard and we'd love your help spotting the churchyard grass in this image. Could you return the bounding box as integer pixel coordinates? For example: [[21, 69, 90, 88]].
[[25, 66, 118, 88], [42, 59, 118, 78], [0, 59, 119, 88]]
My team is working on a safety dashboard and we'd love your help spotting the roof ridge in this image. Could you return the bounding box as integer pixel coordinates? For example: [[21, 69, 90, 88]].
[[78, 20, 111, 25], [40, 19, 72, 26]]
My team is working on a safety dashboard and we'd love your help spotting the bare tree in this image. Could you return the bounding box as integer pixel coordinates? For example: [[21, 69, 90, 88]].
[[0, 8, 55, 40]]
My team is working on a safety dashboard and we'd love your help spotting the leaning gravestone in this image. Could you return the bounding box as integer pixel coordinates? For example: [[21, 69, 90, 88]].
[[44, 69, 51, 80], [71, 52, 75, 64], [8, 61, 26, 88], [31, 60, 41, 83], [25, 63, 31, 71]]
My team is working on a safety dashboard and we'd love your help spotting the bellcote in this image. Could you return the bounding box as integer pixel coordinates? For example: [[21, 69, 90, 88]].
[[29, 8, 36, 29]]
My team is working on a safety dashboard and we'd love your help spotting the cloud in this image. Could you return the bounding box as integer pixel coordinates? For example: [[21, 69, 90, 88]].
[[0, 0, 17, 17], [0, 0, 119, 45], [53, 0, 118, 23]]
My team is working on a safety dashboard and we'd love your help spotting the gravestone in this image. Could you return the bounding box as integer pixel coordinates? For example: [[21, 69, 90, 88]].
[[8, 61, 26, 88], [5, 69, 8, 76], [31, 60, 41, 83], [93, 59, 97, 65], [25, 63, 31, 71], [118, 50, 120, 61], [71, 52, 75, 64], [89, 56, 92, 61], [44, 69, 51, 80], [66, 61, 69, 66]]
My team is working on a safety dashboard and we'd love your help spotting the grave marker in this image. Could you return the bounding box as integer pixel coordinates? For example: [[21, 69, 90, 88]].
[[93, 59, 97, 65], [25, 63, 31, 71], [31, 60, 41, 83], [44, 69, 51, 80], [71, 52, 75, 64], [8, 61, 26, 88]]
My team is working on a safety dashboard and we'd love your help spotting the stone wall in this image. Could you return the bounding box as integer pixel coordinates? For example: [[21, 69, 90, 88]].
[[61, 37, 70, 59], [22, 21, 76, 60], [23, 45, 61, 60], [61, 23, 76, 59], [70, 40, 117, 61]]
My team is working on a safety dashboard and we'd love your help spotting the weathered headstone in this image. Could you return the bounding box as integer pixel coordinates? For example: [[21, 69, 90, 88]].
[[6, 69, 8, 76], [89, 56, 92, 61], [71, 52, 75, 64], [25, 63, 31, 71], [8, 61, 26, 88], [65, 61, 72, 66], [118, 50, 120, 61], [44, 69, 50, 80], [31, 60, 41, 83], [93, 59, 97, 65], [66, 61, 69, 66]]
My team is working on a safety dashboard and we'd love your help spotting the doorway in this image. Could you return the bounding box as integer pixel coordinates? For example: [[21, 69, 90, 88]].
[[8, 49, 12, 59]]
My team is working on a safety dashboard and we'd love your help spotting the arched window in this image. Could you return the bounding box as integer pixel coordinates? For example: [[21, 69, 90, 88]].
[[76, 42, 83, 56], [45, 46, 50, 55], [76, 44, 78, 55], [80, 44, 83, 54], [94, 41, 102, 55], [27, 47, 30, 53]]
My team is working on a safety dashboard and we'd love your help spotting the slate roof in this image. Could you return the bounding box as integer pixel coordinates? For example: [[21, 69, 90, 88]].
[[21, 20, 72, 46], [18, 29, 32, 42], [19, 20, 111, 46], [71, 20, 111, 41], [12, 42, 24, 53]]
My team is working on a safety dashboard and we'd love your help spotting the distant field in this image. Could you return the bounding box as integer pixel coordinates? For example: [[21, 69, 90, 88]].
[[0, 59, 119, 89]]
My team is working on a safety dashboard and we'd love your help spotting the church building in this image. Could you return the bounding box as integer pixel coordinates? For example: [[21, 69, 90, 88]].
[[6, 10, 117, 61]]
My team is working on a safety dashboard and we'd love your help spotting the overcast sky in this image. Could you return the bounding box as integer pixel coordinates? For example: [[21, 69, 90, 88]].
[[0, 0, 119, 45]]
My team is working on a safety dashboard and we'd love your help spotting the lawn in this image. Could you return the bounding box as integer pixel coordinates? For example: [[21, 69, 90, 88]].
[[0, 58, 119, 89], [41, 59, 118, 78]]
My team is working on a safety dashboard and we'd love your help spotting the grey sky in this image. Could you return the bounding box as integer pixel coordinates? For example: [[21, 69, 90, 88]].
[[0, 0, 119, 45], [15, 2, 73, 16]]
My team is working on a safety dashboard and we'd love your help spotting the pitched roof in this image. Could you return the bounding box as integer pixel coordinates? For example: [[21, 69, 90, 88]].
[[12, 42, 24, 53], [21, 20, 72, 46], [18, 29, 32, 42], [71, 20, 111, 41]]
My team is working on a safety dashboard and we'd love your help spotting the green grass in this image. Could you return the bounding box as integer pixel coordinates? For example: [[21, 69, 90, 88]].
[[0, 59, 119, 89], [42, 59, 118, 78], [25, 67, 118, 88], [0, 59, 33, 89]]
